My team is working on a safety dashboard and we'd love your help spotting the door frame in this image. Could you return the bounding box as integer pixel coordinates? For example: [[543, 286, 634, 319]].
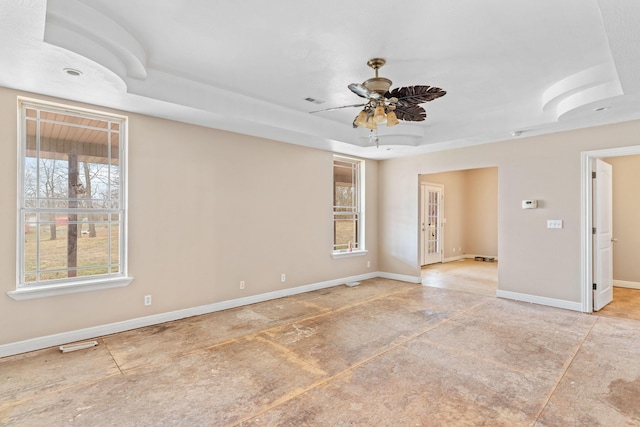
[[581, 145, 640, 312]]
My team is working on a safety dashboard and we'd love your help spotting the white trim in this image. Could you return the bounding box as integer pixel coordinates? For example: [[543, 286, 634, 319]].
[[442, 255, 465, 263], [581, 151, 594, 312], [331, 249, 368, 259], [377, 271, 422, 284], [581, 145, 640, 313], [1, 272, 387, 358], [7, 277, 134, 300], [496, 290, 582, 312], [613, 280, 640, 290]]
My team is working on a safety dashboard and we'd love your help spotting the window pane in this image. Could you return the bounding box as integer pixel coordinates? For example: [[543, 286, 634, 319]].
[[23, 215, 37, 275], [77, 224, 110, 268], [334, 183, 355, 211], [37, 158, 68, 200], [109, 164, 120, 205], [334, 214, 359, 251], [39, 110, 109, 129], [79, 161, 112, 209], [109, 131, 120, 202], [37, 225, 72, 275], [109, 222, 120, 265], [25, 119, 37, 150]]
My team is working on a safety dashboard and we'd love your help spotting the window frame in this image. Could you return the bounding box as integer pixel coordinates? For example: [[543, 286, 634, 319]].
[[9, 98, 132, 300], [332, 155, 367, 258]]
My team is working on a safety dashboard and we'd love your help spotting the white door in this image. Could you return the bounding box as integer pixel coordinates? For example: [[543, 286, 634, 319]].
[[421, 183, 443, 266], [593, 158, 613, 311]]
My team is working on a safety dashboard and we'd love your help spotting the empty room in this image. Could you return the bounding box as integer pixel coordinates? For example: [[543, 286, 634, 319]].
[[1, 1, 640, 425]]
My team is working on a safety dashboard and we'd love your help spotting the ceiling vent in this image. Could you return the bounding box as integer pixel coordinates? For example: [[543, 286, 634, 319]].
[[304, 97, 325, 104]]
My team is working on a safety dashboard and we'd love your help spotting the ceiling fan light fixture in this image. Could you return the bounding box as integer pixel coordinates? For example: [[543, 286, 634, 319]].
[[316, 58, 446, 134], [354, 110, 368, 127], [386, 110, 399, 126], [364, 116, 377, 130], [373, 105, 386, 123]]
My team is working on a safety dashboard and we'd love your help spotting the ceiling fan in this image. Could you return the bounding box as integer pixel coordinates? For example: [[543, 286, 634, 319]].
[[311, 58, 446, 130]]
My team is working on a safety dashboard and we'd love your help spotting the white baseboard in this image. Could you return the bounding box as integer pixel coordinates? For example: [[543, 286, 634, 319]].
[[1, 271, 401, 358], [441, 254, 499, 263], [496, 290, 582, 312], [377, 272, 422, 284], [613, 280, 640, 290]]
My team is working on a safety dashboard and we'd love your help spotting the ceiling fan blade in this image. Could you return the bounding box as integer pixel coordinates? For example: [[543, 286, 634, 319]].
[[395, 104, 427, 122], [348, 83, 383, 100], [309, 103, 366, 114], [387, 86, 446, 106]]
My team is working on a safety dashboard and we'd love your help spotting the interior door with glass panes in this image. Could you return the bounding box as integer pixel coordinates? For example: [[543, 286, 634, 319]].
[[421, 183, 444, 266]]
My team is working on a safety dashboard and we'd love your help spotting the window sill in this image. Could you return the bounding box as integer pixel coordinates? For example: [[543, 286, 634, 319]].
[[7, 276, 134, 301], [331, 249, 368, 259]]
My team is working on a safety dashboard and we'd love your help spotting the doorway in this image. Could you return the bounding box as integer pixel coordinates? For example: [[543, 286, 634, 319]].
[[582, 146, 640, 315], [422, 259, 498, 296], [419, 168, 499, 292]]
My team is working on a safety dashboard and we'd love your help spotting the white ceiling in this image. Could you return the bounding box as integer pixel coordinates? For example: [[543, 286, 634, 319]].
[[1, 0, 639, 160]]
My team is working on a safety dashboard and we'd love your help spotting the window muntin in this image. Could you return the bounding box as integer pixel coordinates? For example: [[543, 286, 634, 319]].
[[333, 156, 363, 253], [18, 101, 126, 288]]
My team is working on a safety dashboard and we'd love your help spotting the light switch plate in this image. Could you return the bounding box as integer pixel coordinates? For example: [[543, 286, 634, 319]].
[[547, 220, 563, 229]]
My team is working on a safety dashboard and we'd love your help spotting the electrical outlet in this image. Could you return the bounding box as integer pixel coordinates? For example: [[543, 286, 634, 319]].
[[453, 248, 456, 253], [144, 295, 152, 306], [281, 274, 286, 282], [367, 261, 371, 268], [240, 281, 245, 289]]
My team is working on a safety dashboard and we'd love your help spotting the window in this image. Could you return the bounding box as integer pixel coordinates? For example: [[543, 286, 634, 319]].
[[333, 156, 365, 256], [10, 99, 131, 300]]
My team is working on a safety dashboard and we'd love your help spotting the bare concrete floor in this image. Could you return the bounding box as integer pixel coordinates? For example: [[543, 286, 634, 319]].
[[2, 278, 640, 426]]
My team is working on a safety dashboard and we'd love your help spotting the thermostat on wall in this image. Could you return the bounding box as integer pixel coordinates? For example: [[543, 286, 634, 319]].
[[522, 200, 538, 209]]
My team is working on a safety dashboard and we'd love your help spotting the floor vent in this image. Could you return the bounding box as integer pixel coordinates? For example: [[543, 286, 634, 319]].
[[475, 257, 495, 262], [59, 341, 98, 353]]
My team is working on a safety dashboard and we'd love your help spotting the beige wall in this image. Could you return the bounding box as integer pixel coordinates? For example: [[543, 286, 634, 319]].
[[420, 168, 498, 260], [0, 87, 378, 345], [605, 155, 640, 283], [380, 121, 640, 303], [465, 168, 498, 257]]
